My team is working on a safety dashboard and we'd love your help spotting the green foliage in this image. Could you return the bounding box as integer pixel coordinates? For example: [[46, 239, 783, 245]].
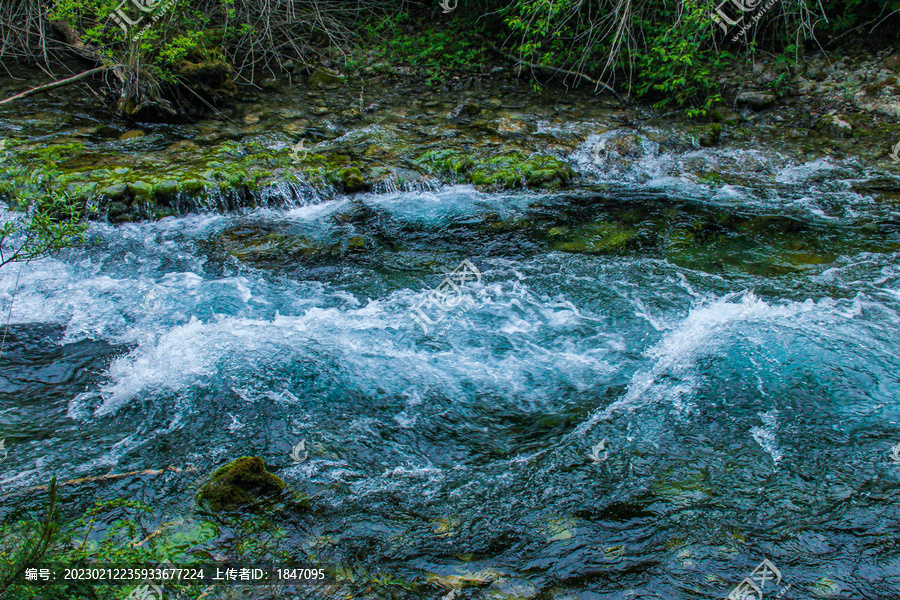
[[0, 478, 61, 597], [0, 485, 218, 600], [630, 1, 728, 115], [0, 143, 92, 269], [359, 12, 488, 86], [502, 0, 728, 112]]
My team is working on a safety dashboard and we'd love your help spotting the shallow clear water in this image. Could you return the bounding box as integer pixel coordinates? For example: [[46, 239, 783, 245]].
[[2, 143, 900, 599]]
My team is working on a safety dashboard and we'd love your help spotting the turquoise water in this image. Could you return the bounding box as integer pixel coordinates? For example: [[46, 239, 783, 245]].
[[2, 142, 900, 598]]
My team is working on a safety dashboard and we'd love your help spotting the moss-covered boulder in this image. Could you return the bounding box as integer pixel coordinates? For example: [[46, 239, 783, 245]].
[[686, 123, 723, 147], [338, 167, 367, 193], [197, 456, 287, 512], [521, 156, 575, 189]]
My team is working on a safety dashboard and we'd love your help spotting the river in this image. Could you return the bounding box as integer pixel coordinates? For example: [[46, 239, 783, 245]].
[[1, 112, 899, 599]]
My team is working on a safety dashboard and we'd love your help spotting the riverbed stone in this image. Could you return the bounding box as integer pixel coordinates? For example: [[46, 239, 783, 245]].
[[308, 68, 345, 88], [127, 180, 154, 200], [167, 140, 200, 152], [814, 114, 853, 137], [447, 103, 482, 123], [197, 456, 288, 512], [736, 91, 777, 109], [119, 130, 146, 140]]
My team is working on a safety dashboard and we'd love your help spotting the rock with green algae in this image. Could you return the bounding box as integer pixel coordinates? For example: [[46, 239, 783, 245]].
[[337, 167, 367, 193], [416, 149, 475, 175], [521, 156, 574, 189], [197, 456, 289, 512], [551, 222, 638, 254], [469, 152, 528, 189], [293, 152, 373, 194], [214, 223, 372, 267], [307, 68, 345, 88], [419, 149, 574, 190]]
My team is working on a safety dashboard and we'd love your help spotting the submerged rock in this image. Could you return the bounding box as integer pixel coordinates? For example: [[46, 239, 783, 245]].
[[551, 222, 639, 254], [197, 456, 288, 512]]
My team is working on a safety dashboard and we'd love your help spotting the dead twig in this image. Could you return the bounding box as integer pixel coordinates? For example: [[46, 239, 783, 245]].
[[1, 466, 199, 499], [0, 66, 112, 105]]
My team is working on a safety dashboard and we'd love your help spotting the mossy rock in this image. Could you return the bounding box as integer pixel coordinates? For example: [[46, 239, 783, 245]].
[[469, 152, 527, 189], [338, 167, 368, 193], [688, 123, 723, 147], [521, 156, 575, 189], [216, 224, 343, 266], [154, 179, 181, 200], [308, 68, 345, 88], [552, 222, 638, 254], [127, 180, 154, 201], [98, 182, 128, 200], [197, 456, 288, 512], [416, 149, 474, 175], [346, 236, 367, 252]]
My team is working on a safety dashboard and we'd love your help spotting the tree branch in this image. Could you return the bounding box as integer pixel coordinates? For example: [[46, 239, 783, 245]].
[[0, 67, 111, 105]]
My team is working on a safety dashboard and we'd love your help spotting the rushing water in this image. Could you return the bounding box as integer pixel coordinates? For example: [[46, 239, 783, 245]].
[[2, 137, 900, 599]]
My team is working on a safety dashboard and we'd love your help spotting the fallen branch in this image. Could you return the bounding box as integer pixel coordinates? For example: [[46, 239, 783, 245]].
[[0, 67, 111, 105], [492, 45, 626, 104], [1, 466, 199, 499]]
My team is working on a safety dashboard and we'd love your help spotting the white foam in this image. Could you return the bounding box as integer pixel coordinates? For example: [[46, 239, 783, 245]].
[[751, 409, 783, 465], [575, 290, 830, 435]]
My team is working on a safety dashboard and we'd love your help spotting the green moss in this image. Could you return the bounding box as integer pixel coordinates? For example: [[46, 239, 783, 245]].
[[420, 150, 575, 190], [346, 236, 367, 252], [154, 179, 180, 199], [417, 149, 475, 175], [339, 167, 367, 193], [552, 222, 638, 254], [98, 182, 128, 199], [522, 156, 574, 188], [197, 456, 288, 512], [127, 180, 154, 200]]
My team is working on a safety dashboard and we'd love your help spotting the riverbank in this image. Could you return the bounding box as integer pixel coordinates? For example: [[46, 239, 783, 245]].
[[2, 44, 900, 226]]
